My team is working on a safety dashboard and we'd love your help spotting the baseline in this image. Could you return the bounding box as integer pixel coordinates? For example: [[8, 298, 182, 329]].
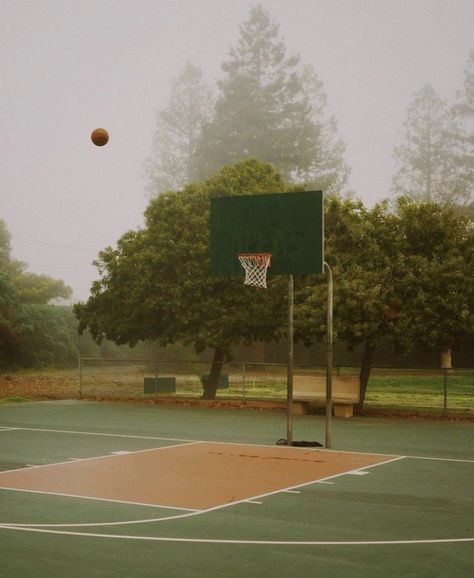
[[0, 524, 472, 546], [0, 455, 403, 528], [0, 441, 201, 475], [6, 426, 199, 444]]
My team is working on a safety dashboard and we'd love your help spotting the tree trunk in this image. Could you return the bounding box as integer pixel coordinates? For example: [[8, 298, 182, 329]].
[[355, 340, 376, 413], [201, 346, 226, 400], [440, 346, 452, 369]]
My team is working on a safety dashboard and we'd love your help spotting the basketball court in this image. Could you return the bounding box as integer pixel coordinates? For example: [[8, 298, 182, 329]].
[[0, 401, 472, 578], [0, 440, 395, 510], [1, 192, 472, 576]]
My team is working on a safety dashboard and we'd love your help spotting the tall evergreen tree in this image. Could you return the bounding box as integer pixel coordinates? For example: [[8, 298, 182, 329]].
[[0, 219, 12, 271], [392, 84, 468, 205], [145, 62, 213, 196], [194, 5, 349, 194], [452, 50, 474, 207]]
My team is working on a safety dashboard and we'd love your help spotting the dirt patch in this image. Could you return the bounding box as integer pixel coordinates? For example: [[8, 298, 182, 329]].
[[0, 375, 287, 411], [0, 375, 76, 401]]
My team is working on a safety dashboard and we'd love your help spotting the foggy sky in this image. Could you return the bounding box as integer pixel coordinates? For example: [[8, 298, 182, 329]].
[[1, 0, 473, 301]]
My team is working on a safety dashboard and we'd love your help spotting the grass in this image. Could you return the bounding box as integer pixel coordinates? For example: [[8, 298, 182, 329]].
[[365, 373, 473, 412], [0, 396, 30, 404], [1, 365, 472, 414]]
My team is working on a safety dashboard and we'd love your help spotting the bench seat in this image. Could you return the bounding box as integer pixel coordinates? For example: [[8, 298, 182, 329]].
[[293, 374, 360, 417]]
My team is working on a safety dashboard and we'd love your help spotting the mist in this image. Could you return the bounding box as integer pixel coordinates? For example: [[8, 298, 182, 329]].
[[1, 0, 473, 301]]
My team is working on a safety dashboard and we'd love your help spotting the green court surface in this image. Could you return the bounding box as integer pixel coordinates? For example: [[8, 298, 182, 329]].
[[0, 400, 473, 577]]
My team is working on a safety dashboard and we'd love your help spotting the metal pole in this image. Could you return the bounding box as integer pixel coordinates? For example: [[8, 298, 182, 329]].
[[287, 275, 294, 445], [324, 262, 333, 449], [78, 357, 83, 399], [443, 368, 448, 417]]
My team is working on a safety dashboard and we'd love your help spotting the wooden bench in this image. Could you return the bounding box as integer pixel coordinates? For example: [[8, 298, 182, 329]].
[[293, 374, 360, 418]]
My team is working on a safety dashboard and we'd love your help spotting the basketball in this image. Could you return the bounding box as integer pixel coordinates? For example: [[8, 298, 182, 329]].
[[91, 128, 109, 147]]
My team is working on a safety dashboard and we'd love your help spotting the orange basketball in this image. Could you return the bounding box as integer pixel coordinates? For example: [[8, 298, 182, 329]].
[[91, 128, 109, 147]]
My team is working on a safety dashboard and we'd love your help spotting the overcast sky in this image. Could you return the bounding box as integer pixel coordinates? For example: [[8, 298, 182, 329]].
[[1, 0, 473, 301]]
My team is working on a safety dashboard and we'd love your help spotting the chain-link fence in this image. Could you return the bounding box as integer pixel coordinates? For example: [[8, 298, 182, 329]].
[[78, 358, 473, 415], [78, 359, 290, 402], [352, 367, 473, 415]]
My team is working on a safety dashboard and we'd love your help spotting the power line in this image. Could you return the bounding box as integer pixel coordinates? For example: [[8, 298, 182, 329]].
[[12, 236, 98, 254]]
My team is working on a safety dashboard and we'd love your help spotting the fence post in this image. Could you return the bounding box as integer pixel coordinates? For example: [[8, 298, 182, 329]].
[[78, 357, 82, 399], [443, 368, 448, 417]]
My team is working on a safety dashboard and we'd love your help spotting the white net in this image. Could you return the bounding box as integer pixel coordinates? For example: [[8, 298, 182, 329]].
[[238, 254, 271, 288]]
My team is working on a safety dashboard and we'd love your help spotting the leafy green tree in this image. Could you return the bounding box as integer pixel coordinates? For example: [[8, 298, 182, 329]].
[[295, 198, 403, 407], [0, 218, 75, 369], [0, 218, 25, 275], [0, 273, 22, 365], [394, 199, 474, 362], [11, 272, 72, 304], [0, 219, 11, 271], [145, 62, 213, 196], [194, 5, 349, 194], [294, 197, 474, 409], [392, 84, 468, 205], [1, 218, 72, 304], [75, 160, 292, 399], [15, 305, 79, 368]]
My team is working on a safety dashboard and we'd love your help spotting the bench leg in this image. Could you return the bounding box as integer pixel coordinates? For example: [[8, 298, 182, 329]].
[[333, 404, 353, 418], [292, 401, 310, 415]]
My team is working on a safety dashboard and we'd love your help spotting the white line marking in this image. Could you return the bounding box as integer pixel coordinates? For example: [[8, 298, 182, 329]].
[[0, 486, 198, 512], [110, 451, 130, 455], [7, 428, 399, 459], [6, 427, 474, 463], [0, 428, 18, 432], [0, 455, 406, 529], [0, 525, 472, 546], [0, 503, 204, 528], [347, 470, 370, 476], [404, 455, 474, 464], [10, 427, 199, 444], [1, 426, 471, 535], [283, 490, 301, 494], [245, 501, 263, 505], [0, 441, 202, 474]]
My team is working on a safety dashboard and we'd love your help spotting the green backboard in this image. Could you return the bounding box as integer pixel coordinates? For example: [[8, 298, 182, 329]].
[[210, 190, 323, 277]]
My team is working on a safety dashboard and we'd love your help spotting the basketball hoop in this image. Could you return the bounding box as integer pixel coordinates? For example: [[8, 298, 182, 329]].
[[238, 253, 271, 288]]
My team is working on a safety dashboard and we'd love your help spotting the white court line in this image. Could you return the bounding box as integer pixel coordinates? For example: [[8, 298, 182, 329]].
[[0, 486, 198, 512], [0, 455, 405, 528], [404, 455, 474, 464], [0, 524, 472, 546], [11, 427, 473, 463], [8, 427, 198, 444], [7, 428, 399, 458], [0, 441, 202, 474]]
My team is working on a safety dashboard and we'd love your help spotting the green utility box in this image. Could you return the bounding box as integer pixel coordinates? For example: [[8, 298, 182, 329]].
[[200, 374, 229, 389], [144, 377, 176, 394]]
